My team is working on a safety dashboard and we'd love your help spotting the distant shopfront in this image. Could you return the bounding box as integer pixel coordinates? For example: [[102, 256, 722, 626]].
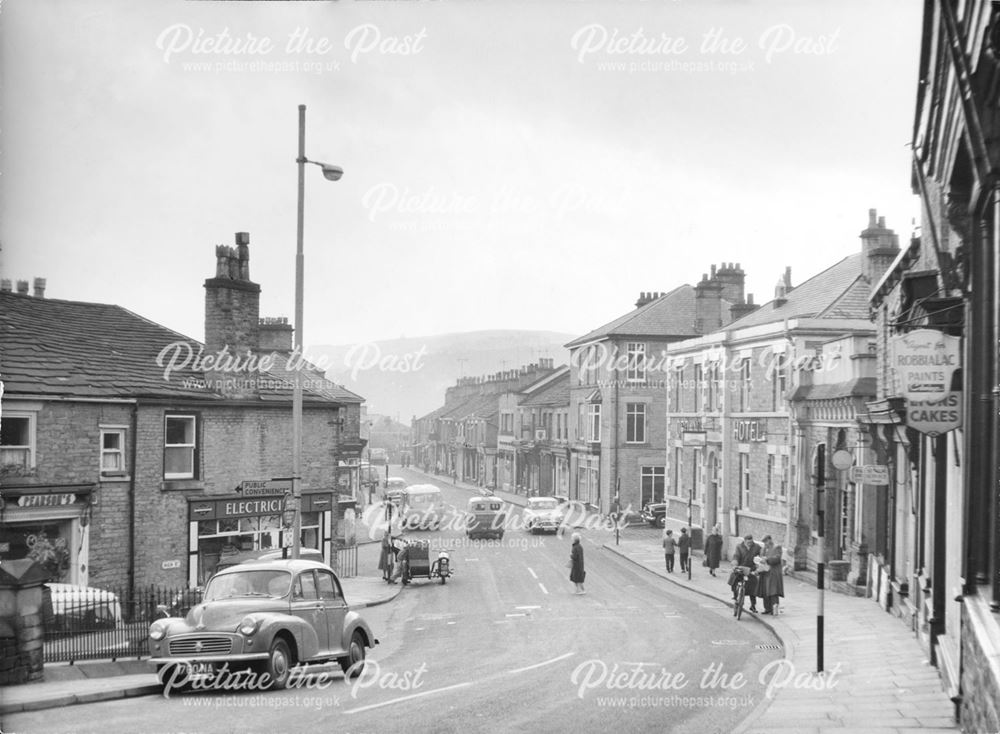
[[186, 490, 334, 586]]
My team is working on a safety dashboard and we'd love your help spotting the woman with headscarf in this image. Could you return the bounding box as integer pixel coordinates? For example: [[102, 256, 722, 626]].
[[569, 532, 586, 594], [705, 524, 724, 577]]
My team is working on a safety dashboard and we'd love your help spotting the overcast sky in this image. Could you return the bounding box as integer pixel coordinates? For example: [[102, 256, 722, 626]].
[[1, 0, 923, 351]]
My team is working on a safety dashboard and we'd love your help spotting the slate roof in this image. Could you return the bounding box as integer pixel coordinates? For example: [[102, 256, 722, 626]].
[[566, 285, 704, 347], [0, 292, 361, 404], [520, 368, 571, 408], [727, 254, 870, 330]]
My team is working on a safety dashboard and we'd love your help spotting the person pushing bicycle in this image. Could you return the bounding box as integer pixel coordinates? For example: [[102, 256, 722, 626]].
[[730, 533, 762, 613]]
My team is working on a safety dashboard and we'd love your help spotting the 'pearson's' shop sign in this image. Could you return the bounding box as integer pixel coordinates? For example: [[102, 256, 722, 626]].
[[891, 328, 962, 437]]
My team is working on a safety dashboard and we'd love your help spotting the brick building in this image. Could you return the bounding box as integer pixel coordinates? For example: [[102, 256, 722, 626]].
[[662, 219, 897, 564], [0, 235, 363, 593], [566, 269, 754, 515]]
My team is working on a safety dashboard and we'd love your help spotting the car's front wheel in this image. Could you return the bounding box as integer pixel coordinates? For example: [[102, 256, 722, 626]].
[[265, 638, 293, 689], [657, 516, 666, 528], [339, 631, 367, 678]]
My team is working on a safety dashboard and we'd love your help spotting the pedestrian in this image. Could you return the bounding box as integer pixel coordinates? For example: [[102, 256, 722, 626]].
[[730, 533, 762, 613], [662, 529, 676, 573], [704, 524, 723, 577], [759, 535, 785, 615], [378, 531, 395, 582], [435, 460, 442, 475], [677, 527, 692, 573], [569, 532, 586, 594], [389, 539, 411, 585]]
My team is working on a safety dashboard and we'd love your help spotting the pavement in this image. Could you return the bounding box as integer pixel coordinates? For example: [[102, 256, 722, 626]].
[[603, 532, 961, 733], [2, 471, 961, 731]]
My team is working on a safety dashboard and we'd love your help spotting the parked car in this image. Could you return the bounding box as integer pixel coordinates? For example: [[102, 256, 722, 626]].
[[642, 502, 667, 527], [384, 477, 407, 506], [149, 558, 378, 691], [157, 548, 325, 618], [46, 583, 123, 633], [521, 497, 563, 534]]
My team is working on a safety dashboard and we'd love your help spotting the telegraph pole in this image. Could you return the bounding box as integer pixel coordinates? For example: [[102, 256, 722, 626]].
[[815, 443, 826, 673]]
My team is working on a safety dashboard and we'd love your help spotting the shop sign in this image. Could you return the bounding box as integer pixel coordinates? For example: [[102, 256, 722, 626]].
[[733, 419, 767, 442], [891, 329, 961, 402], [850, 465, 889, 485], [161, 560, 181, 570], [18, 494, 77, 507], [905, 392, 962, 437], [222, 498, 285, 518], [682, 430, 707, 447], [188, 492, 334, 521], [239, 479, 292, 497]]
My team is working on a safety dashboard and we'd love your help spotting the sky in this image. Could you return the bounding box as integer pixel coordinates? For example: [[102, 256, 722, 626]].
[[1, 0, 924, 352]]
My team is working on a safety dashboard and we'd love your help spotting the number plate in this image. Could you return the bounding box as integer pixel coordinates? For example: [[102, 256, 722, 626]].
[[187, 662, 215, 677]]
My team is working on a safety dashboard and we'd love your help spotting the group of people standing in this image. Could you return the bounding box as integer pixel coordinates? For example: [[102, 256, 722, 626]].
[[662, 525, 785, 615]]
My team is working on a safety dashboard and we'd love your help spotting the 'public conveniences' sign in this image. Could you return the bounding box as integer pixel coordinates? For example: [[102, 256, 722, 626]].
[[891, 329, 962, 436]]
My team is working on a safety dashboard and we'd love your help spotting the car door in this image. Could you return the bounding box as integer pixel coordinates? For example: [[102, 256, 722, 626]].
[[316, 569, 348, 656], [290, 570, 329, 653]]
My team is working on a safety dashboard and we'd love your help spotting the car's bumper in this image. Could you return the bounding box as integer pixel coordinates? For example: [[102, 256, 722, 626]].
[[149, 653, 269, 665]]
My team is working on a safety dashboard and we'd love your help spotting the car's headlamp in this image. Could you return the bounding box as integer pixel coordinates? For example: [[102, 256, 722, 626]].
[[238, 616, 260, 637], [149, 621, 167, 641]]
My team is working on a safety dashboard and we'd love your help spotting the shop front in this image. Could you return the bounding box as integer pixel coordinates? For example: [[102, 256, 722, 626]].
[[186, 490, 334, 586], [0, 483, 94, 586]]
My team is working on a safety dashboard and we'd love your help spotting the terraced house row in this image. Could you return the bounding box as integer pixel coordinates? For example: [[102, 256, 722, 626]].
[[0, 235, 366, 592]]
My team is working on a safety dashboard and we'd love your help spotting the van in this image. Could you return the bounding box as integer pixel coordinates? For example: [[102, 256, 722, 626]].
[[400, 484, 444, 530], [466, 496, 506, 540]]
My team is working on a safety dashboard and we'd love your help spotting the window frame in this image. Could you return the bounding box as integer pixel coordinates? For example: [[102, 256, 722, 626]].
[[100, 426, 128, 478], [626, 342, 646, 383], [625, 402, 646, 444], [640, 466, 665, 506], [693, 364, 704, 412], [739, 451, 751, 509], [0, 411, 36, 470], [588, 403, 601, 443], [739, 358, 752, 412], [164, 413, 199, 480]]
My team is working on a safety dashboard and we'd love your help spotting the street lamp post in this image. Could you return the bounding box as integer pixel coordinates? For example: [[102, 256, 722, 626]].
[[291, 103, 343, 560]]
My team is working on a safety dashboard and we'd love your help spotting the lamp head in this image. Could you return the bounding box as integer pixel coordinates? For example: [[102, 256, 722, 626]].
[[321, 164, 344, 181]]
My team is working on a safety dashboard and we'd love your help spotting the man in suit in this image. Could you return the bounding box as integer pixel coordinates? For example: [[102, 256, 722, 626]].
[[731, 533, 762, 613]]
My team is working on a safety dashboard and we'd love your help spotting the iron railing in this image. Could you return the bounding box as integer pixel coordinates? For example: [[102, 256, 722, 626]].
[[332, 544, 358, 578]]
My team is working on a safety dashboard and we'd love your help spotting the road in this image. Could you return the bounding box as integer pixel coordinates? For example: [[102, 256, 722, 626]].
[[7, 467, 783, 734]]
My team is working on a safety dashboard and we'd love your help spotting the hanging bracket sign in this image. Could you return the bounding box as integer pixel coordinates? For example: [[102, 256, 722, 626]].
[[891, 329, 962, 436]]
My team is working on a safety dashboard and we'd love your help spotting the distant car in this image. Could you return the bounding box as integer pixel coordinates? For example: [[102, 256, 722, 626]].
[[149, 559, 378, 691], [522, 497, 563, 534], [642, 502, 667, 528], [369, 448, 388, 466], [384, 477, 407, 506], [46, 583, 123, 632]]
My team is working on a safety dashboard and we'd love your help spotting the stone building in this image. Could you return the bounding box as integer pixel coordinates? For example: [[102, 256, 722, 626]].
[[0, 234, 363, 593]]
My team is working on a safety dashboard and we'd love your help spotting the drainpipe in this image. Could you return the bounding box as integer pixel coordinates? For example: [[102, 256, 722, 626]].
[[613, 345, 620, 517], [992, 187, 1000, 609], [128, 403, 138, 602]]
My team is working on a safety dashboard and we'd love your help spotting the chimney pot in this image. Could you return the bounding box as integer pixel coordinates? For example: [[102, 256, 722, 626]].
[[878, 216, 885, 229], [869, 208, 877, 227], [33, 277, 46, 298], [16, 280, 29, 295]]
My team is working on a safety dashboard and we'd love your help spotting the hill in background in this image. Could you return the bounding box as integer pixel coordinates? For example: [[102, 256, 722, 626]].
[[313, 329, 575, 421]]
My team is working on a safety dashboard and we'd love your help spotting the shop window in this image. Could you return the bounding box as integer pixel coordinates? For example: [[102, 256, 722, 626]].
[[100, 427, 127, 477], [0, 524, 72, 582], [164, 414, 198, 479], [640, 466, 665, 506], [1, 413, 35, 471]]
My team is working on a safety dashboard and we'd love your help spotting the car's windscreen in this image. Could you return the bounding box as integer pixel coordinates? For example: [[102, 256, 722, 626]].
[[408, 494, 437, 505], [531, 500, 558, 510], [205, 570, 291, 600]]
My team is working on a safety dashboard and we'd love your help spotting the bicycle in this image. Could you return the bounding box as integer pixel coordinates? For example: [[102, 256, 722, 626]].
[[731, 566, 755, 620]]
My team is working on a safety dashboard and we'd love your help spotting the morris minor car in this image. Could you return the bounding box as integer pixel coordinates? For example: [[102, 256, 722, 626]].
[[148, 559, 377, 691]]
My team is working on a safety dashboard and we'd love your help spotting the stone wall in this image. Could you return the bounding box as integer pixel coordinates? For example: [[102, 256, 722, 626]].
[[0, 584, 45, 685], [959, 594, 1000, 734]]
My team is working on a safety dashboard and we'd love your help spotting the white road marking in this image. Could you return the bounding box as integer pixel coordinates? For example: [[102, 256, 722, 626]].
[[538, 583, 549, 595], [465, 558, 480, 562], [505, 613, 527, 617], [345, 680, 475, 715], [515, 605, 542, 610], [527, 567, 538, 579], [508, 651, 576, 675]]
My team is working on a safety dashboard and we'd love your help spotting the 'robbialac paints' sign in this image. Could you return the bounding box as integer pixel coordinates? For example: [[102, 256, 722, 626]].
[[891, 329, 962, 437]]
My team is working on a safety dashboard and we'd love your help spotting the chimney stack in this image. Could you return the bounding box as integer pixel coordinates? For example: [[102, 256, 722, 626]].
[[635, 291, 662, 309], [730, 292, 760, 322], [860, 208, 900, 285], [204, 232, 262, 397], [694, 272, 724, 334], [33, 278, 46, 299], [715, 262, 747, 318], [1, 280, 11, 293], [258, 316, 294, 352], [16, 280, 29, 295]]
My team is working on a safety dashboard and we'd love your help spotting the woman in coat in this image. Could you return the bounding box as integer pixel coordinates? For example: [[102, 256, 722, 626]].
[[759, 535, 785, 614], [570, 532, 586, 594], [705, 525, 724, 576], [378, 532, 395, 581]]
